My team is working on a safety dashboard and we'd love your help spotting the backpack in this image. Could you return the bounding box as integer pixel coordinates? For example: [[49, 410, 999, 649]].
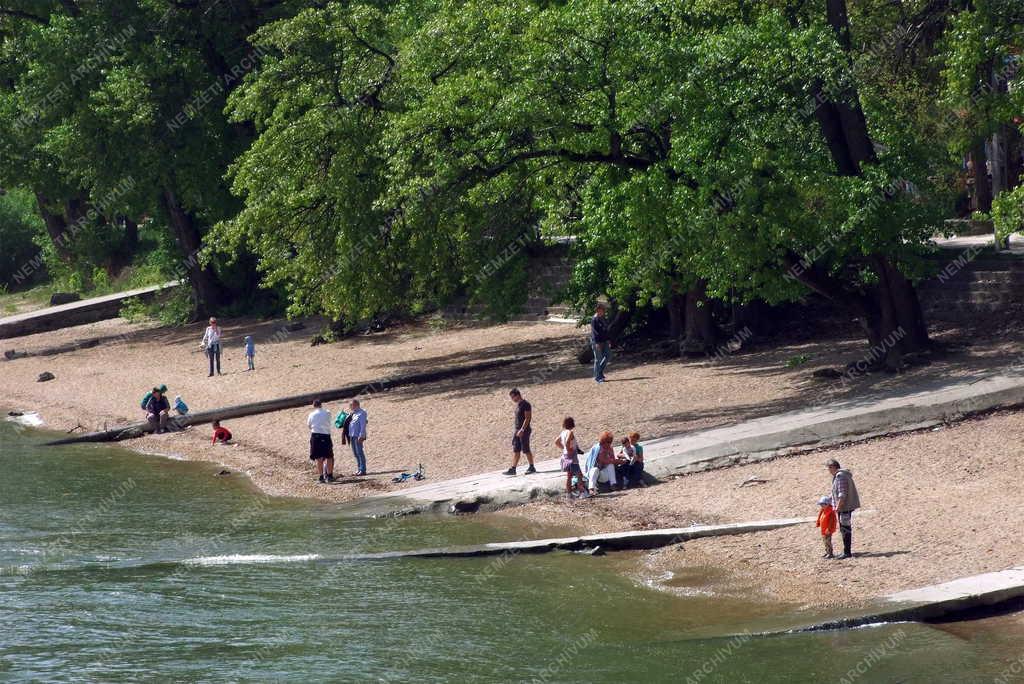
[[140, 391, 152, 410], [334, 411, 349, 429]]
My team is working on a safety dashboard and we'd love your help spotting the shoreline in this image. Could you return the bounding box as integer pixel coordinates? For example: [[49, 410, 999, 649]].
[[4, 314, 1024, 612], [10, 398, 1024, 616]]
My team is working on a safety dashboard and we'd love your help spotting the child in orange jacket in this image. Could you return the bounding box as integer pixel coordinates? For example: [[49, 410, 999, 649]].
[[816, 495, 837, 559]]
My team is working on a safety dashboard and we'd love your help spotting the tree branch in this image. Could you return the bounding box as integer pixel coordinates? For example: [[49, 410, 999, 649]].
[[0, 7, 48, 24]]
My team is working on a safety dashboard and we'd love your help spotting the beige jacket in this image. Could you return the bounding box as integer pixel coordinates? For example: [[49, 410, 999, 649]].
[[831, 469, 861, 512]]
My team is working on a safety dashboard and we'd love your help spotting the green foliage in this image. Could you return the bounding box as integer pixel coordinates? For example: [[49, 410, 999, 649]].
[[0, 0, 1019, 338], [785, 354, 811, 368], [118, 296, 149, 323], [0, 1, 301, 315], [426, 314, 449, 334], [992, 186, 1024, 243], [939, 0, 1024, 152], [0, 188, 45, 289], [118, 287, 191, 326]]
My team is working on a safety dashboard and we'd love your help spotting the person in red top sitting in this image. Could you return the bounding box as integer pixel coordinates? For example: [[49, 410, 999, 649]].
[[211, 420, 232, 445], [816, 495, 837, 559]]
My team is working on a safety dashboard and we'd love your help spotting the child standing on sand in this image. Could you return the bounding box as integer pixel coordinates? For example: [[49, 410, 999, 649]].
[[816, 495, 837, 559], [244, 335, 255, 371], [554, 416, 587, 498]]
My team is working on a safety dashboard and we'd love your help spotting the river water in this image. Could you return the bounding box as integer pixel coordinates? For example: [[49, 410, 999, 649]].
[[1, 420, 1022, 682]]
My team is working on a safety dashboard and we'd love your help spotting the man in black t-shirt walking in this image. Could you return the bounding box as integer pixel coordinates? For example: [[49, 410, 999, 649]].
[[503, 388, 536, 476]]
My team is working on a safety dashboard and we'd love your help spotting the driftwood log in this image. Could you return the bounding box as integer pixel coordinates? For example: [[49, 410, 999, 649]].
[[44, 353, 545, 446], [4, 338, 102, 361]]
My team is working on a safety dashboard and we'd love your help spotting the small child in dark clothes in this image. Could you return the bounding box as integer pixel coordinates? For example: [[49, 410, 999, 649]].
[[212, 420, 233, 445]]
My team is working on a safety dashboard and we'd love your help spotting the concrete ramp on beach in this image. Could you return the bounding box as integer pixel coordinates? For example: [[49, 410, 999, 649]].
[[356, 518, 813, 558], [800, 565, 1024, 631], [0, 281, 179, 340]]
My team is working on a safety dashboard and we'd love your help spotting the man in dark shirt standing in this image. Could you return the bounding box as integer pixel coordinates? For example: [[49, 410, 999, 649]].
[[503, 388, 536, 476], [590, 303, 610, 383]]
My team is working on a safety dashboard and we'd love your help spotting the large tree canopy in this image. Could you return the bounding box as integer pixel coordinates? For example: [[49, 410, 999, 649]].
[[1, 0, 1021, 366], [0, 0, 300, 310], [219, 0, 981, 365]]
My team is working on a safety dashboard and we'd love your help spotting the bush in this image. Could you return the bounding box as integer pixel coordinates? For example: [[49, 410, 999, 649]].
[[119, 296, 149, 323], [992, 186, 1024, 244], [0, 188, 46, 290]]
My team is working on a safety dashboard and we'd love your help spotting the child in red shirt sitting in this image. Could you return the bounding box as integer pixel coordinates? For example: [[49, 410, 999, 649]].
[[816, 495, 837, 559], [211, 420, 233, 445]]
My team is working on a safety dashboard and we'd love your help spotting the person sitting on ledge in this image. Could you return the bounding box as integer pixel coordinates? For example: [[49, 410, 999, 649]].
[[625, 432, 645, 488], [614, 436, 634, 489], [211, 420, 232, 445], [584, 431, 617, 495], [141, 384, 167, 413], [144, 387, 170, 434]]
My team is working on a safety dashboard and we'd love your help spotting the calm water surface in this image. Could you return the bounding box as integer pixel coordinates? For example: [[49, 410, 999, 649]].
[[1, 420, 1022, 682]]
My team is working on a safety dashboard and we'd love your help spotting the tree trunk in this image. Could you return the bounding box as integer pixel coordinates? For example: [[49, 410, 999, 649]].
[[681, 279, 719, 355], [852, 257, 929, 372], [1007, 126, 1023, 191], [971, 139, 993, 212], [34, 192, 73, 263], [806, 0, 930, 372], [783, 252, 928, 371], [123, 216, 139, 253], [668, 291, 684, 341], [160, 186, 229, 317], [814, 0, 878, 177], [880, 258, 930, 350], [64, 195, 89, 226], [109, 217, 139, 274]]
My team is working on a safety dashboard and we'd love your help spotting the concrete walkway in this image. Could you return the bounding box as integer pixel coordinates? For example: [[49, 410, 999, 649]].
[[359, 369, 1024, 516], [932, 233, 1024, 255], [803, 565, 1024, 631], [0, 281, 178, 339]]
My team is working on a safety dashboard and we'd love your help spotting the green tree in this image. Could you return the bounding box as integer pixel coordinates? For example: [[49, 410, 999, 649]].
[[0, 0, 299, 313], [0, 187, 45, 289], [221, 0, 966, 366], [941, 0, 1024, 228]]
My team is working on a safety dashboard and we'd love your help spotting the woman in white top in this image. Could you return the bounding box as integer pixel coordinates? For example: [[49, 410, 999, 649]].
[[200, 317, 222, 376], [554, 416, 587, 497]]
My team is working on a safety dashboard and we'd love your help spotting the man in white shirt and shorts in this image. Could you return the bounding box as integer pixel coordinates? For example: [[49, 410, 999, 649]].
[[307, 399, 334, 483]]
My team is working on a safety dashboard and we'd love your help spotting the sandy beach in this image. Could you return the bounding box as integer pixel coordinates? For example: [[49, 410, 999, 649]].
[[507, 409, 1024, 610], [3, 313, 1024, 609]]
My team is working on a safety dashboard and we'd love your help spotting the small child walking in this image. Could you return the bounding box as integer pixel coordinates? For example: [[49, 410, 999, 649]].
[[244, 335, 255, 371], [816, 495, 837, 559]]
